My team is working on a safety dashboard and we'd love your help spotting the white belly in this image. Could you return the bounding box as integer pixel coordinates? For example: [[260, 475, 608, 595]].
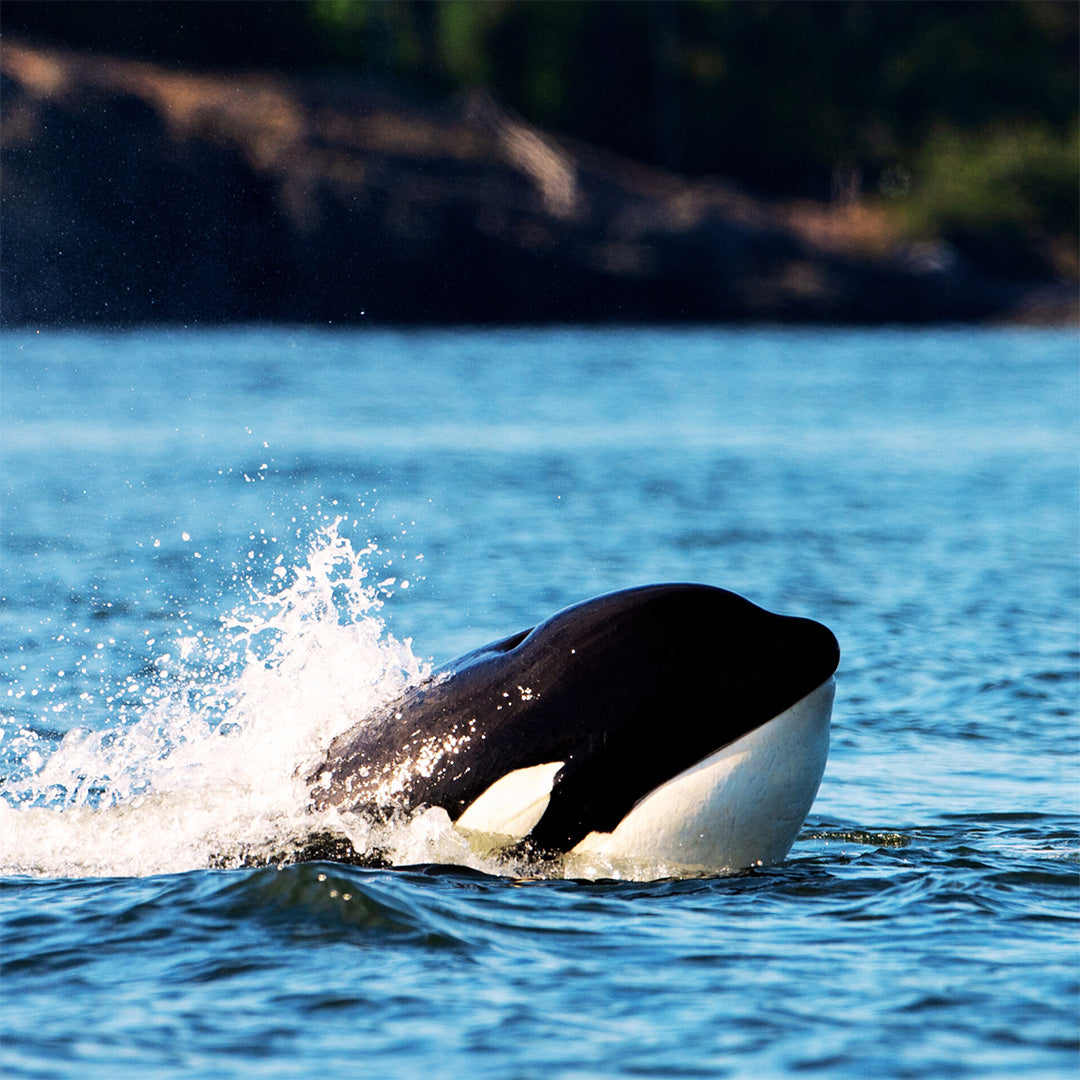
[[572, 677, 834, 872]]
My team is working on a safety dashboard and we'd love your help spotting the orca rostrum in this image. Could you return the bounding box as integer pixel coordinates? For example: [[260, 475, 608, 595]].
[[309, 584, 840, 871]]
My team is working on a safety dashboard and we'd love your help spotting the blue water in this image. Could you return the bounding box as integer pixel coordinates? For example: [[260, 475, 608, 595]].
[[2, 326, 1077, 1078]]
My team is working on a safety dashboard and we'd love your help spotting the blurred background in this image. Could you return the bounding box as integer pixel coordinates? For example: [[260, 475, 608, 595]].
[[3, 0, 1077, 324]]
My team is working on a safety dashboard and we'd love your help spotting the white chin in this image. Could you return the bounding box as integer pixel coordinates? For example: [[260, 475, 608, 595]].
[[572, 677, 834, 873]]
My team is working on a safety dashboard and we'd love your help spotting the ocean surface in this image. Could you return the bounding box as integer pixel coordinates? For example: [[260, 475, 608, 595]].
[[1, 326, 1076, 1079]]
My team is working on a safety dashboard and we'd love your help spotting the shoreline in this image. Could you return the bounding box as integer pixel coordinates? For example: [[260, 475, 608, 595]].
[[3, 42, 1075, 328]]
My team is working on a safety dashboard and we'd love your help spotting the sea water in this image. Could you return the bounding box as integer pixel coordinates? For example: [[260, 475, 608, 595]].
[[1, 326, 1076, 1078]]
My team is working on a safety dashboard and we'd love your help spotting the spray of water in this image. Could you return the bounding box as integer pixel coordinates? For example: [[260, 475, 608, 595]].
[[0, 520, 466, 877]]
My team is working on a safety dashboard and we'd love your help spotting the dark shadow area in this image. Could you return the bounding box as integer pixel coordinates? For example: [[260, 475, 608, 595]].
[[2, 2, 1076, 325]]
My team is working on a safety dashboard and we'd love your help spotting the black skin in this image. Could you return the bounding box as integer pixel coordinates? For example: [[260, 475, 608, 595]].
[[309, 584, 840, 852]]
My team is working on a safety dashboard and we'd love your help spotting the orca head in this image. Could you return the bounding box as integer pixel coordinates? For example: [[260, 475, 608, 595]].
[[313, 584, 839, 872]]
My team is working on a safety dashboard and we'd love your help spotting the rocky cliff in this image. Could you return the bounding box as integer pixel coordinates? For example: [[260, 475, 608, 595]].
[[1, 42, 1067, 326]]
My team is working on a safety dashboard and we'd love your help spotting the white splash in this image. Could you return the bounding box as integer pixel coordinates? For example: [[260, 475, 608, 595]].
[[0, 520, 434, 878]]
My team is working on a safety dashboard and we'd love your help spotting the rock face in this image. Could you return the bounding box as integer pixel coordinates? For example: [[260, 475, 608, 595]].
[[0, 42, 1055, 326]]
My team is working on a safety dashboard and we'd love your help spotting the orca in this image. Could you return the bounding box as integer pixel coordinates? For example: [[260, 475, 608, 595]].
[[309, 584, 839, 872]]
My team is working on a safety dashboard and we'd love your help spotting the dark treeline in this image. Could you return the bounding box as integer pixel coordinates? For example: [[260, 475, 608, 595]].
[[5, 0, 1077, 280]]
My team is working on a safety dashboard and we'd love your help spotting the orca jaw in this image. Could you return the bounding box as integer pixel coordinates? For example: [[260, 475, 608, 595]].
[[455, 677, 835, 873], [569, 677, 835, 873]]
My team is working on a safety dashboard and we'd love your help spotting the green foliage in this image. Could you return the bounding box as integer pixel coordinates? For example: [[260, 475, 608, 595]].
[[902, 123, 1079, 276]]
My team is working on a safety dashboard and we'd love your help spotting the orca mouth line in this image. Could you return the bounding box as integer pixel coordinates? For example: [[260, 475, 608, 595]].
[[310, 584, 839, 872]]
